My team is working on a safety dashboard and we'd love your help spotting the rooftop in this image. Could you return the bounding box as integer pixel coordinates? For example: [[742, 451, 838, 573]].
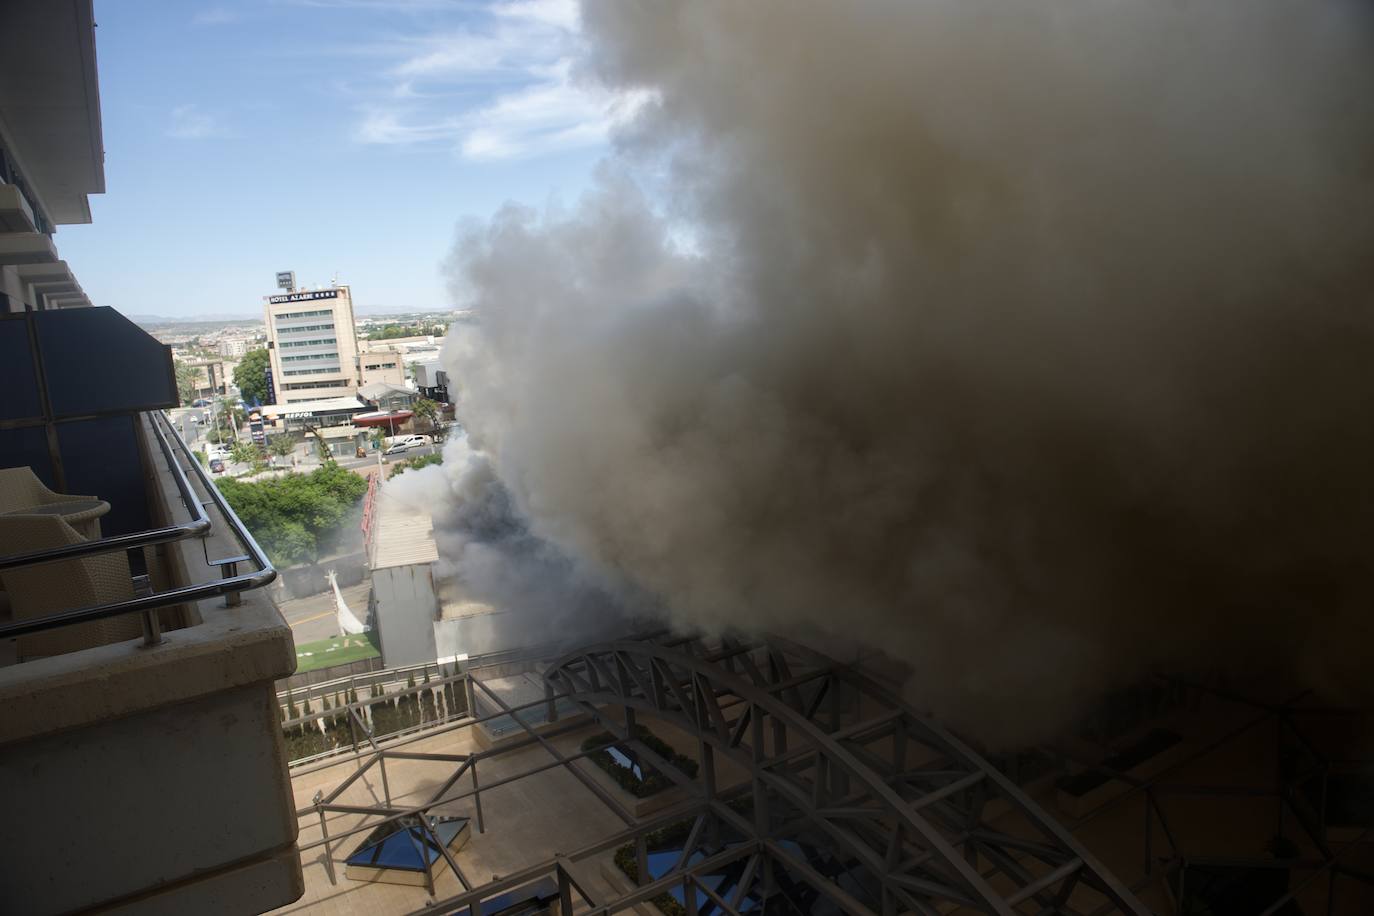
[[358, 381, 414, 401], [370, 483, 439, 570], [259, 396, 367, 416], [268, 634, 1374, 916]]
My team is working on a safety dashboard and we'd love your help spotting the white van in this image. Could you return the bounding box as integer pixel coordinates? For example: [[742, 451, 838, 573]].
[[383, 435, 432, 455]]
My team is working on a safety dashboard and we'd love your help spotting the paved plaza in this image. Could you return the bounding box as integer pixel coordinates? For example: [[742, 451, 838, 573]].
[[273, 715, 670, 916]]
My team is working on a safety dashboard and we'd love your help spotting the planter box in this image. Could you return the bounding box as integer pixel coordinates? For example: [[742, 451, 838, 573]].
[[472, 705, 592, 751], [580, 755, 695, 819]]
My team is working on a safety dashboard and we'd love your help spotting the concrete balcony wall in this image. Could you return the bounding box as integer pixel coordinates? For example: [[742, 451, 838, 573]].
[[0, 416, 303, 914], [1, 675, 297, 914]]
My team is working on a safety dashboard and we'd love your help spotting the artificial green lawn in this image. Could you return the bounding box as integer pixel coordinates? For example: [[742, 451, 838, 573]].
[[293, 631, 381, 673]]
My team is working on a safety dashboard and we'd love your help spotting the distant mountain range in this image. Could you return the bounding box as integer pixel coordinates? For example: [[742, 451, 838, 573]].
[[123, 305, 462, 326], [124, 313, 260, 325]]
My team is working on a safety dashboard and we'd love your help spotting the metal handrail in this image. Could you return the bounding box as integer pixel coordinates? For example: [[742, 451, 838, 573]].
[[277, 642, 560, 705], [0, 411, 211, 570], [0, 411, 277, 642]]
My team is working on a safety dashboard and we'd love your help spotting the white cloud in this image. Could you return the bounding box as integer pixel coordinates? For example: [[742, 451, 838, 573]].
[[345, 0, 643, 161], [357, 111, 464, 145], [491, 0, 577, 30], [289, 0, 464, 9], [167, 104, 231, 139], [457, 66, 650, 161]]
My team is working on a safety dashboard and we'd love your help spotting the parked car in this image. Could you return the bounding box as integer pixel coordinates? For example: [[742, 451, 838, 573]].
[[208, 458, 226, 474], [383, 435, 432, 455], [192, 398, 210, 408]]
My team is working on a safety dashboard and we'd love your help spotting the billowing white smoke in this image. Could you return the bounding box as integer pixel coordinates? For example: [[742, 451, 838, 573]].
[[434, 0, 1374, 744], [384, 435, 644, 649]]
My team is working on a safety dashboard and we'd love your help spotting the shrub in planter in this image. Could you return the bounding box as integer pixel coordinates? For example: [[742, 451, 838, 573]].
[[612, 796, 755, 916], [421, 671, 438, 723], [612, 816, 699, 916], [581, 725, 699, 798]]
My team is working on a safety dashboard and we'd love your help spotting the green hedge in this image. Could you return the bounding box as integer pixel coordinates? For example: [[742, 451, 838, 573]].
[[611, 796, 755, 916], [581, 725, 699, 798], [613, 819, 694, 916], [388, 452, 442, 478]]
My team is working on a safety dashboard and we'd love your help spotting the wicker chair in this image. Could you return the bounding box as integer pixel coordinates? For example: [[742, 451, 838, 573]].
[[0, 466, 108, 536], [0, 513, 142, 661]]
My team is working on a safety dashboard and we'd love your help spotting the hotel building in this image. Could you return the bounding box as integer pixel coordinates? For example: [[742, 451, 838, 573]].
[[263, 284, 362, 403]]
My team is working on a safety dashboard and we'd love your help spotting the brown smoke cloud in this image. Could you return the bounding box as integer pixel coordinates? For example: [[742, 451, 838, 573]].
[[441, 0, 1374, 745]]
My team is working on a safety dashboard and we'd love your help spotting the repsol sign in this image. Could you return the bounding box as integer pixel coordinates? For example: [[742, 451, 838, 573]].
[[268, 289, 339, 304]]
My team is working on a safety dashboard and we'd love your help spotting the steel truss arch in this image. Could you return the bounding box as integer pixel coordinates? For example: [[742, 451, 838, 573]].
[[546, 636, 1149, 916]]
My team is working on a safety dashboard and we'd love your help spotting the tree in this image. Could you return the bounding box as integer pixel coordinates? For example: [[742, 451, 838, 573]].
[[215, 464, 368, 566], [174, 361, 199, 405], [234, 349, 271, 405], [301, 423, 335, 464], [364, 322, 447, 341], [268, 435, 295, 462], [413, 397, 438, 433], [210, 401, 245, 443], [229, 439, 261, 466], [219, 402, 247, 428], [388, 452, 441, 479]]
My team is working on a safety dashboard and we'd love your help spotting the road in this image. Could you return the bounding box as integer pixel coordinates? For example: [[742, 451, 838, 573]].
[[278, 581, 373, 644], [167, 406, 209, 446], [339, 443, 440, 470], [167, 407, 442, 477]]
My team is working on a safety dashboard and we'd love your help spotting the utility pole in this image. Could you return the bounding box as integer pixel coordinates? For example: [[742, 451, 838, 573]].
[[212, 396, 224, 445]]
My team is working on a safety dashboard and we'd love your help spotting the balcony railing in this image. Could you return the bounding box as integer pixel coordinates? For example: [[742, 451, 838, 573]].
[[0, 410, 275, 648], [0, 410, 304, 915]]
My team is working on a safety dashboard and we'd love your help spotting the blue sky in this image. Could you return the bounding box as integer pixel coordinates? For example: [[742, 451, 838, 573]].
[[56, 0, 627, 318]]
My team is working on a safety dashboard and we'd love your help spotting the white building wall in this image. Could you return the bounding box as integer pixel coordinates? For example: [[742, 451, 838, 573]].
[[360, 347, 406, 388], [219, 337, 252, 358], [373, 564, 439, 667], [433, 609, 515, 661]]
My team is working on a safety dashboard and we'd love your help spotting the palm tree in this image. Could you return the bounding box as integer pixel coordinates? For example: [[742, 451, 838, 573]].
[[301, 423, 335, 465]]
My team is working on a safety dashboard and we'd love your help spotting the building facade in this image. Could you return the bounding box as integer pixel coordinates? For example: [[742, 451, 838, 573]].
[[263, 285, 362, 403], [360, 346, 406, 388], [0, 0, 101, 315], [182, 356, 237, 399], [414, 359, 451, 403], [218, 335, 253, 358], [0, 5, 303, 912]]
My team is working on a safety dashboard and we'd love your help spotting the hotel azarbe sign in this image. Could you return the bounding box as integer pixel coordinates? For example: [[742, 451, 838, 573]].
[[268, 289, 339, 304]]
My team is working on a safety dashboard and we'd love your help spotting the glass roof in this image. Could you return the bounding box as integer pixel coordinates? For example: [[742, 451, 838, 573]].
[[346, 814, 469, 873]]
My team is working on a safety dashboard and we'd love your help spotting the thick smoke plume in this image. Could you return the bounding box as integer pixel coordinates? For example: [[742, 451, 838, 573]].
[[436, 0, 1374, 744]]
